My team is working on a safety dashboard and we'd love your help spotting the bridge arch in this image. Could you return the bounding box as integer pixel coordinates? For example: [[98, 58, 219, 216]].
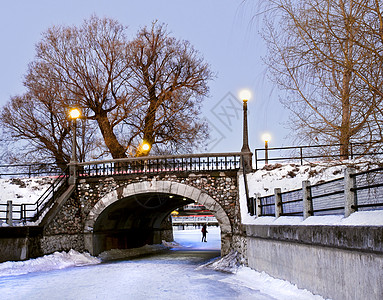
[[84, 180, 233, 255]]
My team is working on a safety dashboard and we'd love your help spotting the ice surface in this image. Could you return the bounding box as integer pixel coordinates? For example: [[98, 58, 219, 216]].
[[0, 229, 325, 300]]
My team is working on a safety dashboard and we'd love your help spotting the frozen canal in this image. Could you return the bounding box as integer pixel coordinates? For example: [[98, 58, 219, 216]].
[[0, 228, 323, 300]]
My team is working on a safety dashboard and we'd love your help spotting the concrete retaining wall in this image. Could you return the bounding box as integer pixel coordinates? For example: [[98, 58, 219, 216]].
[[0, 227, 43, 262], [245, 224, 383, 300]]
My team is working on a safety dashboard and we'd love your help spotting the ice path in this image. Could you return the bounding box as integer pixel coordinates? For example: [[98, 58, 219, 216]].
[[0, 228, 323, 300]]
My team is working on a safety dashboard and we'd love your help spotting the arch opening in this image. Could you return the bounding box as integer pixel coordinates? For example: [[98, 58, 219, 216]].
[[85, 181, 232, 256]]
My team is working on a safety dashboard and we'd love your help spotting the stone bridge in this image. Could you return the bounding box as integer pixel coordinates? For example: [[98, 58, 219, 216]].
[[39, 152, 252, 256]]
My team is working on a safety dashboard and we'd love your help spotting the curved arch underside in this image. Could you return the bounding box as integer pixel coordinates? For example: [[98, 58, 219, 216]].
[[84, 181, 233, 255]]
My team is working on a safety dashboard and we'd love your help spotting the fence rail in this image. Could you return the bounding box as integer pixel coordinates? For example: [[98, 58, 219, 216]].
[[0, 168, 69, 224], [255, 142, 383, 170], [249, 167, 383, 218], [0, 163, 64, 178], [76, 152, 243, 177]]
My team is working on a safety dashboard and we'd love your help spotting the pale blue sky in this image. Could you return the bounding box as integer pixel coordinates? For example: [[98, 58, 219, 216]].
[[0, 0, 291, 153]]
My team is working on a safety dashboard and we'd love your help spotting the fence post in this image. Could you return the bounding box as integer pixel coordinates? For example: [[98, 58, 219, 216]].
[[344, 167, 357, 217], [274, 188, 282, 217], [302, 180, 313, 219], [300, 147, 303, 165], [254, 193, 261, 217], [248, 197, 255, 216], [6, 200, 12, 226]]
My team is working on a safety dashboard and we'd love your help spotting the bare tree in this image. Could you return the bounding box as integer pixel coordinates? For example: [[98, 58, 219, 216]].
[[260, 0, 383, 158], [31, 16, 133, 159], [0, 17, 213, 165], [123, 22, 213, 156]]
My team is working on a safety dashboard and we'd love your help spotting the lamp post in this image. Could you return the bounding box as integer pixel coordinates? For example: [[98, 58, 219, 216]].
[[262, 133, 271, 165], [68, 107, 81, 185], [239, 89, 252, 172]]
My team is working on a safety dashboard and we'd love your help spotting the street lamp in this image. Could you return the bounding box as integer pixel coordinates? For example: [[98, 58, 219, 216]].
[[262, 133, 272, 165], [68, 107, 81, 184], [142, 142, 151, 153], [239, 89, 251, 153], [239, 89, 252, 172]]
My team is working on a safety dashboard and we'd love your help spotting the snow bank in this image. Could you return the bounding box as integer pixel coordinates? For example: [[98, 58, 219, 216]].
[[0, 177, 55, 205], [198, 250, 241, 273], [200, 249, 325, 299], [0, 250, 100, 277], [223, 266, 325, 300]]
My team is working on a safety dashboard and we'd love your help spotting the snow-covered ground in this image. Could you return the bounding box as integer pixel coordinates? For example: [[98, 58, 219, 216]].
[[239, 161, 383, 225], [0, 228, 325, 300], [0, 177, 54, 204]]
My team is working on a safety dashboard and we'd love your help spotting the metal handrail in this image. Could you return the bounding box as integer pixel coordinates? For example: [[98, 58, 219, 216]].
[[0, 168, 69, 223], [255, 142, 383, 169]]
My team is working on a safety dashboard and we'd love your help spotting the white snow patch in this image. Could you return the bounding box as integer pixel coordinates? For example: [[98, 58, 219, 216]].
[[0, 177, 55, 205], [0, 249, 100, 277], [222, 266, 326, 300], [198, 250, 241, 273], [200, 249, 326, 299]]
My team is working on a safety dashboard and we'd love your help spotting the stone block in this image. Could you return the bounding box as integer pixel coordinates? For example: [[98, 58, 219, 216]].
[[197, 192, 210, 206], [161, 181, 172, 193], [177, 183, 187, 197], [183, 185, 196, 199], [170, 182, 179, 195], [123, 184, 136, 197]]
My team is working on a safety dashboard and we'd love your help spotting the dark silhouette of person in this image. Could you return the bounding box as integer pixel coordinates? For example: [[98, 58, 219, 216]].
[[201, 224, 208, 242]]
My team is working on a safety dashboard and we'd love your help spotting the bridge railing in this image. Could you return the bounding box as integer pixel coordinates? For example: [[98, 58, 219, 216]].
[[249, 167, 383, 218], [76, 152, 242, 177], [255, 142, 383, 170]]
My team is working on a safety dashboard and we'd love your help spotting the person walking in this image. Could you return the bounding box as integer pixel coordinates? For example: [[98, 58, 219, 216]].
[[201, 224, 208, 242]]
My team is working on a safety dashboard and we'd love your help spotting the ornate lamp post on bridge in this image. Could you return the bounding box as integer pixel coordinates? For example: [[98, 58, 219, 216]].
[[262, 133, 272, 165], [68, 107, 81, 185], [239, 89, 253, 172]]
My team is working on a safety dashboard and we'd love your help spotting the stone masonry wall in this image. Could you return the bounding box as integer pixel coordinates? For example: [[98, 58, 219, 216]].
[[42, 171, 245, 254]]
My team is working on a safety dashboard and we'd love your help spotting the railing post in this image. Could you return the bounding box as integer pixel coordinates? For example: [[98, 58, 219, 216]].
[[300, 147, 303, 165], [302, 180, 313, 219], [274, 188, 282, 217], [350, 143, 354, 159], [6, 200, 12, 226], [255, 149, 258, 170], [68, 163, 77, 185], [255, 193, 261, 217], [344, 167, 357, 217]]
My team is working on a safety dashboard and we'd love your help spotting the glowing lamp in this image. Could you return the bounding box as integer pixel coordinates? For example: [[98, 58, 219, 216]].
[[262, 133, 272, 143], [239, 89, 252, 102], [69, 108, 81, 119]]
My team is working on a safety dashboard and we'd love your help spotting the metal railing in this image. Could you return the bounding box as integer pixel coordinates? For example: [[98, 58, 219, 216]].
[[76, 152, 243, 177], [351, 167, 383, 211], [0, 163, 64, 178], [255, 142, 383, 170], [250, 167, 383, 218], [0, 168, 69, 224]]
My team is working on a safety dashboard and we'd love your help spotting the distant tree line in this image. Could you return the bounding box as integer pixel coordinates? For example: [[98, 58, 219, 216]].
[[0, 16, 213, 168]]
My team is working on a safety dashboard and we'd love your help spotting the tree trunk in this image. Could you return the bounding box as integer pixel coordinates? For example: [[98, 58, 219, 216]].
[[96, 111, 127, 159], [340, 66, 352, 160]]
